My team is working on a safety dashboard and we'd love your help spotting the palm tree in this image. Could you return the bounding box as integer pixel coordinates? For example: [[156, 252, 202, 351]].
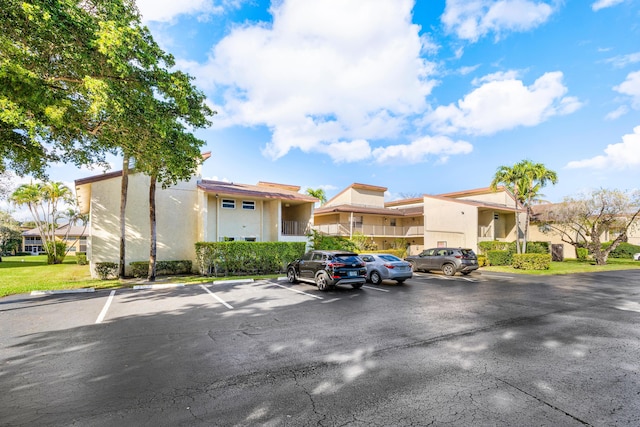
[[306, 188, 327, 205], [490, 160, 557, 253]]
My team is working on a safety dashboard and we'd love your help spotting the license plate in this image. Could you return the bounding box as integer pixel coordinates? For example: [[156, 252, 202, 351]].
[[348, 271, 356, 276]]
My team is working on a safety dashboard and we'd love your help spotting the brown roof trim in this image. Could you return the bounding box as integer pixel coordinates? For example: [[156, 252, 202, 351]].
[[198, 180, 317, 202], [74, 170, 123, 187], [436, 186, 506, 198], [423, 194, 525, 212], [385, 196, 424, 207], [314, 204, 419, 217]]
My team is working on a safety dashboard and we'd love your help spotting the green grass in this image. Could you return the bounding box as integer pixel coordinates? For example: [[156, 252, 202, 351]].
[[482, 258, 640, 275], [0, 255, 282, 297]]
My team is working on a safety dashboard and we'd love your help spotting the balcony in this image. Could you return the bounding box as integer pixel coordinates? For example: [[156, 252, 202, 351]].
[[312, 223, 424, 238], [282, 220, 309, 236]]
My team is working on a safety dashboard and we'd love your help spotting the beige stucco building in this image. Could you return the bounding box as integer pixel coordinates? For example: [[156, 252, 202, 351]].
[[75, 165, 317, 277], [313, 183, 525, 255]]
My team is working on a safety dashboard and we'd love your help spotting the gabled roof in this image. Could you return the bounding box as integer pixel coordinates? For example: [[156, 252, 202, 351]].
[[324, 183, 387, 206], [197, 180, 317, 203]]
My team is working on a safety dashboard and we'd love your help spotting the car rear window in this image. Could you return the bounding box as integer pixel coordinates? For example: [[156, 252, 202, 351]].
[[460, 249, 476, 257], [334, 254, 361, 263], [379, 255, 401, 262]]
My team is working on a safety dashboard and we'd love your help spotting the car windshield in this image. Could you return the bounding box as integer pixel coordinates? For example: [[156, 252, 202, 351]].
[[379, 255, 401, 262]]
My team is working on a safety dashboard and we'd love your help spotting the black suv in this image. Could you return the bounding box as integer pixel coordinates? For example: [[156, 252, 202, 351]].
[[286, 250, 367, 291]]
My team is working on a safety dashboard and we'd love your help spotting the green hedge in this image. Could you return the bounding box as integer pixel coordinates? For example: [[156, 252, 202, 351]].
[[129, 260, 193, 278], [195, 241, 307, 276], [95, 262, 118, 280], [478, 240, 549, 255], [604, 242, 640, 259], [512, 254, 551, 270], [576, 247, 588, 261], [486, 250, 512, 266]]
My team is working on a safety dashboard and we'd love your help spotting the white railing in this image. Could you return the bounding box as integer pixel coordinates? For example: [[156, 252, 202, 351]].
[[312, 223, 424, 237], [282, 220, 308, 236]]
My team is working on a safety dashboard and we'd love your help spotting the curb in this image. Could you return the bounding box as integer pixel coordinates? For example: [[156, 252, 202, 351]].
[[31, 288, 95, 296]]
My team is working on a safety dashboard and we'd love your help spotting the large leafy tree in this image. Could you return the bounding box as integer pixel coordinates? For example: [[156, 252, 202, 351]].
[[536, 189, 640, 265], [490, 160, 557, 253], [0, 210, 22, 256], [2, 0, 214, 275]]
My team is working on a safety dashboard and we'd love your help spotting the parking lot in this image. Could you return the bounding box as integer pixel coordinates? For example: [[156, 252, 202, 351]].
[[1, 270, 639, 426]]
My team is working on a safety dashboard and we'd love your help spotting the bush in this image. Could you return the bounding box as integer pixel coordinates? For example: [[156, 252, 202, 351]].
[[308, 230, 357, 251], [526, 241, 550, 254], [95, 262, 118, 280], [477, 255, 488, 267], [195, 241, 307, 276], [478, 241, 513, 254], [512, 254, 551, 270], [129, 260, 193, 278], [45, 241, 67, 264], [576, 247, 588, 261], [76, 253, 87, 265], [486, 250, 512, 266], [604, 242, 640, 259]]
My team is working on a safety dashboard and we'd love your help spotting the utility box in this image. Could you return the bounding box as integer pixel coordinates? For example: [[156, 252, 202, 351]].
[[551, 244, 564, 262]]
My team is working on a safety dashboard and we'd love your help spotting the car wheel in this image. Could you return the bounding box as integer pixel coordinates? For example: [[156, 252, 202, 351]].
[[442, 263, 456, 276], [287, 267, 298, 283], [370, 271, 382, 285], [351, 282, 363, 289], [315, 272, 330, 291]]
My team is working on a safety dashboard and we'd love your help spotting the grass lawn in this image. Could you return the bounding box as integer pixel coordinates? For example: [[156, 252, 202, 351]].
[[0, 255, 280, 297], [482, 258, 640, 275]]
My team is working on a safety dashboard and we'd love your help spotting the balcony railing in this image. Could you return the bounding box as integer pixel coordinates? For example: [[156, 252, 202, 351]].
[[282, 220, 309, 236], [312, 223, 424, 238]]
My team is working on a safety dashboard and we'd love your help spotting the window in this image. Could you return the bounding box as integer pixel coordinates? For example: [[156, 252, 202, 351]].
[[390, 219, 397, 226], [244, 237, 256, 242], [222, 199, 235, 209], [351, 215, 363, 227], [242, 200, 255, 210], [222, 236, 235, 241]]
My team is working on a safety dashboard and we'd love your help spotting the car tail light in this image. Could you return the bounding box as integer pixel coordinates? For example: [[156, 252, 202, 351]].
[[328, 262, 345, 268], [383, 263, 395, 269], [455, 255, 462, 259]]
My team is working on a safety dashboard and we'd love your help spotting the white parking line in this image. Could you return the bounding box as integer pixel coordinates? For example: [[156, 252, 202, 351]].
[[362, 285, 390, 292], [267, 282, 324, 300], [95, 290, 116, 324], [200, 285, 234, 309]]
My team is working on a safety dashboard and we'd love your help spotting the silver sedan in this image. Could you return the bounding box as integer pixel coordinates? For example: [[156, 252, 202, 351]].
[[359, 253, 413, 285]]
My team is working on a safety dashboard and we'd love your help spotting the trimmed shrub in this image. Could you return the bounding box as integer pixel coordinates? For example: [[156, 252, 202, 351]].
[[604, 242, 640, 259], [95, 262, 118, 280], [486, 250, 512, 266], [195, 241, 307, 276], [129, 260, 193, 278], [77, 253, 87, 265], [477, 255, 488, 267], [526, 241, 550, 254], [576, 247, 588, 261], [478, 241, 513, 254], [512, 254, 551, 270]]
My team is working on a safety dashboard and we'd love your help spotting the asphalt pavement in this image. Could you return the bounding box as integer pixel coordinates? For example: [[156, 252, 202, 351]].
[[1, 270, 639, 426]]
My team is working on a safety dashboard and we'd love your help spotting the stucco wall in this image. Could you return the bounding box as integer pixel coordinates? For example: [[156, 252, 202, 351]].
[[423, 198, 478, 249], [89, 173, 199, 275], [456, 191, 516, 207]]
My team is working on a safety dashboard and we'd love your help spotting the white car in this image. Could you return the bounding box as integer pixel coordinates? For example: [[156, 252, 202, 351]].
[[359, 253, 413, 285], [633, 253, 640, 261]]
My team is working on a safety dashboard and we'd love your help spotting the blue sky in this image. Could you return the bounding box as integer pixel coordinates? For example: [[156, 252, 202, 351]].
[[10, 0, 640, 217]]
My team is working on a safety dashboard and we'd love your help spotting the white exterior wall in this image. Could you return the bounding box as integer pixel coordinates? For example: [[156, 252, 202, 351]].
[[456, 191, 516, 207], [88, 173, 199, 276]]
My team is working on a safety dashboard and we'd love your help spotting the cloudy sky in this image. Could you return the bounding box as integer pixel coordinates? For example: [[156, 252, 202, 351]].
[[9, 0, 640, 217]]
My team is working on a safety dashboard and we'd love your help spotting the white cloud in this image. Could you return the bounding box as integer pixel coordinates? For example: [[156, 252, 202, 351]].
[[614, 70, 640, 108], [187, 0, 438, 163], [566, 126, 640, 169], [427, 71, 582, 135], [592, 0, 625, 12], [371, 136, 473, 164], [605, 105, 629, 120], [136, 0, 224, 23], [442, 0, 556, 42], [605, 52, 640, 68]]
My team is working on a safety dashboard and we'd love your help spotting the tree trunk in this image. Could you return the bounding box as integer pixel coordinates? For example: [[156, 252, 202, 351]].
[[119, 154, 129, 279], [148, 174, 157, 281]]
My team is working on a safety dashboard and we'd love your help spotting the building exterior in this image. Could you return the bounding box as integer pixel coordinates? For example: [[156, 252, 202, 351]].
[[75, 161, 317, 277], [313, 183, 525, 255], [22, 225, 88, 255]]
